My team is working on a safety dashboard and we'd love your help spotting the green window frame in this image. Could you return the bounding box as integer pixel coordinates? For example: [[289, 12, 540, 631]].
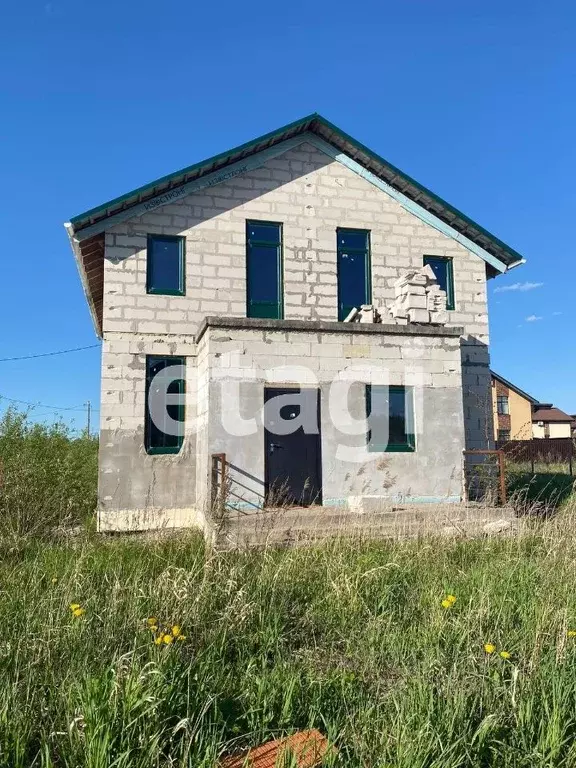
[[423, 255, 455, 310], [145, 356, 185, 455], [497, 395, 509, 415], [146, 235, 185, 296], [337, 228, 372, 321], [366, 385, 416, 453], [246, 220, 283, 319]]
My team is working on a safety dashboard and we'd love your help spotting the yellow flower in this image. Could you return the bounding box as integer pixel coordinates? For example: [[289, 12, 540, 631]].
[[72, 607, 85, 617], [177, 635, 186, 642], [484, 643, 496, 654], [171, 625, 182, 637], [499, 650, 511, 660], [163, 634, 174, 645], [70, 603, 80, 611], [147, 617, 157, 627], [446, 595, 457, 605], [149, 625, 158, 633], [441, 599, 452, 609], [568, 630, 576, 638], [51, 577, 58, 584], [154, 635, 163, 645]]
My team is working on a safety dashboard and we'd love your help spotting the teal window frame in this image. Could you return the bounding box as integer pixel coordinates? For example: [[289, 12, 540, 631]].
[[246, 220, 283, 319], [146, 235, 185, 296], [337, 228, 372, 321], [366, 385, 416, 453], [144, 356, 185, 455], [423, 255, 455, 310]]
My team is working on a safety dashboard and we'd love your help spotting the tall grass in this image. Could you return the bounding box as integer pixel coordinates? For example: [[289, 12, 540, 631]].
[[0, 408, 97, 540], [2, 407, 576, 765], [2, 507, 576, 767]]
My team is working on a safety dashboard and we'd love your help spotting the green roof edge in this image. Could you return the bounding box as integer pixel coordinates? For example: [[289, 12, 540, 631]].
[[314, 115, 524, 266], [68, 112, 524, 268], [68, 112, 320, 226]]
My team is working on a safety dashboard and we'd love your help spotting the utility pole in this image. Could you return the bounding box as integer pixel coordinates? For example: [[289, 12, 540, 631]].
[[85, 400, 91, 437]]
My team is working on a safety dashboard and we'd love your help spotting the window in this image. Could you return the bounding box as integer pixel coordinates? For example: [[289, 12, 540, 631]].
[[147, 235, 185, 295], [366, 385, 415, 452], [145, 356, 185, 454], [337, 228, 371, 321], [423, 256, 455, 310], [246, 221, 283, 319], [498, 429, 511, 443], [497, 395, 510, 415]]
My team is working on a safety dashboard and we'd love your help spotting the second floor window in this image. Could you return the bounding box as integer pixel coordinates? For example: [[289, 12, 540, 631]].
[[423, 256, 455, 310], [147, 235, 185, 295], [337, 228, 371, 321], [246, 221, 283, 319], [497, 395, 510, 415]]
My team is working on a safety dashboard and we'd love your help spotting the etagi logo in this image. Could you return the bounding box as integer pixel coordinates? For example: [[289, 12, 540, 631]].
[[146, 351, 425, 463]]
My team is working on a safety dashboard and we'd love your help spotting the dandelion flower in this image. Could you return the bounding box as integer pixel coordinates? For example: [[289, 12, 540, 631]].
[[446, 595, 457, 605], [499, 650, 511, 660], [70, 604, 80, 611], [147, 617, 157, 627], [154, 635, 163, 645], [441, 599, 452, 609], [51, 577, 58, 584], [163, 634, 174, 645], [171, 625, 182, 637], [568, 630, 576, 638], [149, 625, 158, 633], [177, 635, 186, 642], [72, 608, 85, 617], [484, 643, 496, 654]]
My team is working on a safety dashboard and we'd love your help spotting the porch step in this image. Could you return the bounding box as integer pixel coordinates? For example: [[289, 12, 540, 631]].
[[214, 503, 518, 549]]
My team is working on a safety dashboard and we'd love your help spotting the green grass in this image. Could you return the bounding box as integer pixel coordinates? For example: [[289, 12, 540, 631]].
[[3, 511, 576, 767], [2, 410, 576, 766], [506, 462, 575, 514]]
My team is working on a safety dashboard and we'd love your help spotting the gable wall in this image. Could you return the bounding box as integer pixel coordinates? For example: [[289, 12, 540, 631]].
[[101, 141, 489, 343]]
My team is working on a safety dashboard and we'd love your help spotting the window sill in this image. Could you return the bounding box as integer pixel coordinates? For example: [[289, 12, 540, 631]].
[[145, 446, 183, 456], [146, 288, 186, 297], [368, 444, 416, 453]]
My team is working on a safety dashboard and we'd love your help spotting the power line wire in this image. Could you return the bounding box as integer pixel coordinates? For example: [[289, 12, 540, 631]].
[[0, 344, 100, 363], [0, 393, 100, 412]]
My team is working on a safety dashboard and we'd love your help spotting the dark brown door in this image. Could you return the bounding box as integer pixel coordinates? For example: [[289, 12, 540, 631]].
[[264, 387, 322, 507]]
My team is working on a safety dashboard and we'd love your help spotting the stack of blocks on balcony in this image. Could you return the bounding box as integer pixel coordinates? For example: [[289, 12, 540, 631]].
[[389, 265, 448, 325]]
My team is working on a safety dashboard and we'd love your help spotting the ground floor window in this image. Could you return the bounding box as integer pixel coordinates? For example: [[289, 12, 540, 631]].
[[145, 356, 185, 454], [366, 385, 415, 452], [497, 429, 511, 443]]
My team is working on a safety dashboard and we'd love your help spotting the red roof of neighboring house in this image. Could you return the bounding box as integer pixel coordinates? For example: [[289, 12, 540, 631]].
[[532, 405, 573, 423]]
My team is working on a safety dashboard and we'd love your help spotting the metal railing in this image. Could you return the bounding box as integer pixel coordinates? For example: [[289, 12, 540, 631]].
[[463, 449, 506, 505]]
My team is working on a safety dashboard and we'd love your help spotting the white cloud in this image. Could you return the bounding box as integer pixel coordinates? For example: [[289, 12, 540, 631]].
[[525, 315, 543, 322], [494, 282, 544, 293], [553, 311, 563, 316]]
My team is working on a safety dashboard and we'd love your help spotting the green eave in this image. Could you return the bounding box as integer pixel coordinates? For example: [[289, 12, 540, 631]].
[[66, 112, 525, 272]]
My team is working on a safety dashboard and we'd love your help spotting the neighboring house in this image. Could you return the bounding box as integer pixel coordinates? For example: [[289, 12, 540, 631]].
[[532, 404, 573, 439], [65, 113, 525, 533], [491, 371, 536, 442], [491, 371, 573, 441], [572, 416, 576, 438]]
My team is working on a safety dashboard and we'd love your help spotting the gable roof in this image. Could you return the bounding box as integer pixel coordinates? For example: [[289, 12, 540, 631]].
[[491, 371, 539, 405], [65, 113, 526, 336]]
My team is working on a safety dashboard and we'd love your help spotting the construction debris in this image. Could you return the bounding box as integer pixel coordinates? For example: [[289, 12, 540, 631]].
[[220, 729, 336, 768], [389, 265, 448, 325]]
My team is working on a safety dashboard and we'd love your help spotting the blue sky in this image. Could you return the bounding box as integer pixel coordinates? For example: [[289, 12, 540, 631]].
[[0, 0, 574, 429]]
